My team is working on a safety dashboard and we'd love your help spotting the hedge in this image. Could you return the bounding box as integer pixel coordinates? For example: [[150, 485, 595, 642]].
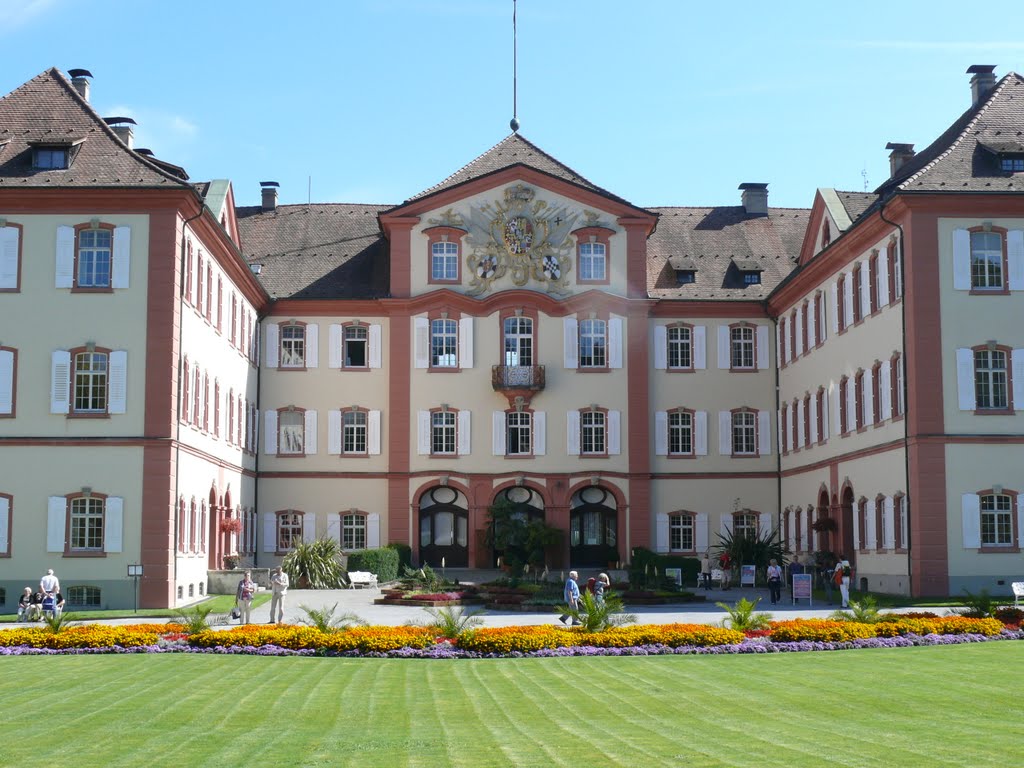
[[386, 542, 413, 573], [629, 547, 700, 587], [346, 547, 399, 583]]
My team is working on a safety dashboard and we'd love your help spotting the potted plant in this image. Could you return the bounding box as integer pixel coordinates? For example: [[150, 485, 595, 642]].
[[219, 517, 243, 535], [811, 517, 838, 533], [222, 554, 240, 570]]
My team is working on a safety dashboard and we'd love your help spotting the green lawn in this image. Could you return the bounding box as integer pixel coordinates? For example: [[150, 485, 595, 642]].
[[2, 643, 1022, 767]]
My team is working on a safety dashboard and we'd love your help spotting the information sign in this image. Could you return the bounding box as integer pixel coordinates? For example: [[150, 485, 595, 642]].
[[740, 564, 756, 586], [792, 573, 813, 605]]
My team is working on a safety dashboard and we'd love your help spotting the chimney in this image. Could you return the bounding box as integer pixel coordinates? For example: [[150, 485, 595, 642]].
[[885, 142, 916, 177], [67, 68, 92, 102], [739, 183, 769, 216], [967, 65, 997, 107], [260, 181, 280, 212], [104, 117, 137, 149]]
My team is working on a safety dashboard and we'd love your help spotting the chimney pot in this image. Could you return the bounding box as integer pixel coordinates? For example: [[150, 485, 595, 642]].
[[260, 181, 280, 212], [885, 142, 916, 177], [967, 64, 997, 107], [738, 183, 769, 216], [67, 68, 92, 102]]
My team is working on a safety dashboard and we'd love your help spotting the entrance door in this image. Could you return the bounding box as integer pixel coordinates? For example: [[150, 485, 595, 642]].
[[419, 486, 468, 567], [491, 486, 546, 567], [569, 486, 617, 567]]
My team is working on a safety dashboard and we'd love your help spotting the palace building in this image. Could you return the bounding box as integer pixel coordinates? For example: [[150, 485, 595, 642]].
[[1, 65, 1022, 608]]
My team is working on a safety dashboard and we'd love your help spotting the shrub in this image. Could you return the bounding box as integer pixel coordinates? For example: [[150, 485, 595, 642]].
[[421, 606, 486, 640], [995, 607, 1024, 626], [556, 590, 637, 633], [283, 537, 346, 589], [628, 547, 700, 589], [716, 597, 772, 631], [386, 542, 413, 572], [297, 603, 367, 633], [828, 596, 882, 623], [347, 547, 399, 583], [172, 604, 216, 635], [951, 589, 1000, 618]]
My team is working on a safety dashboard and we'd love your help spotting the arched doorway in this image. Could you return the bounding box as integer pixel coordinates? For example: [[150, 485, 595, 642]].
[[569, 486, 617, 567], [840, 486, 855, 563], [490, 486, 546, 567], [419, 486, 469, 567]]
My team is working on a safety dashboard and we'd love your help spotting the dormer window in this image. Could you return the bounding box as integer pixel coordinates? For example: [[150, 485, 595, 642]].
[[743, 272, 761, 285], [1000, 157, 1024, 172], [668, 255, 697, 286], [34, 147, 68, 169], [731, 258, 763, 287], [677, 270, 696, 285]]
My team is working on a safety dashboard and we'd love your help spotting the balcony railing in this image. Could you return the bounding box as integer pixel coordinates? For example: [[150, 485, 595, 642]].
[[491, 364, 546, 392]]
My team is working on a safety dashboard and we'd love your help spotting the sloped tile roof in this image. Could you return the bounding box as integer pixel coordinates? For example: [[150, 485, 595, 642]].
[[0, 68, 192, 188], [877, 71, 1024, 194], [834, 190, 877, 224], [236, 203, 390, 299], [647, 206, 809, 300]]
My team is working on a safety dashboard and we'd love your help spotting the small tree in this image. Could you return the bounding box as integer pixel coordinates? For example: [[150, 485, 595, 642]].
[[713, 524, 788, 584], [557, 590, 637, 633], [282, 537, 346, 589], [484, 498, 563, 575]]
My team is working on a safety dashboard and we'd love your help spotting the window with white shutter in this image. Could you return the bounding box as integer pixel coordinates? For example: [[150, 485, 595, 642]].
[[0, 495, 11, 555], [0, 348, 15, 416], [0, 223, 22, 291]]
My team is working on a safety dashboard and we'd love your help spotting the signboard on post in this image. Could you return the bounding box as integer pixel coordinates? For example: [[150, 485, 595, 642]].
[[792, 573, 813, 605], [664, 567, 682, 587], [740, 564, 756, 587]]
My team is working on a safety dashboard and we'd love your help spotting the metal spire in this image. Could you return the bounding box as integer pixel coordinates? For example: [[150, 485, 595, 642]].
[[510, 0, 520, 133]]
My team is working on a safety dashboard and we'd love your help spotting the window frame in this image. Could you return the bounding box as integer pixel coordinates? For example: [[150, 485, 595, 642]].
[[67, 586, 101, 607], [72, 222, 115, 293], [815, 387, 826, 445], [891, 353, 905, 420], [979, 491, 1017, 549], [973, 344, 1013, 414], [871, 361, 882, 426], [733, 511, 758, 540], [425, 226, 464, 285], [0, 346, 18, 419], [666, 323, 694, 372], [0, 492, 11, 557], [854, 369, 865, 432], [342, 407, 369, 456], [837, 273, 847, 332], [429, 407, 458, 456], [277, 407, 307, 457], [668, 512, 696, 553], [839, 376, 850, 435], [343, 322, 370, 370], [34, 146, 69, 169], [0, 221, 24, 293], [578, 317, 609, 371], [894, 493, 907, 552], [69, 346, 111, 417], [275, 510, 305, 554], [501, 311, 537, 368], [802, 393, 812, 447], [868, 251, 880, 315], [667, 407, 695, 458], [341, 511, 367, 550], [968, 226, 1009, 294], [729, 323, 756, 371], [851, 263, 863, 324], [580, 407, 609, 457], [780, 402, 788, 455], [66, 492, 107, 556], [573, 226, 613, 286], [505, 408, 534, 457], [428, 316, 460, 371], [279, 322, 308, 370], [730, 408, 758, 457], [800, 301, 810, 355]]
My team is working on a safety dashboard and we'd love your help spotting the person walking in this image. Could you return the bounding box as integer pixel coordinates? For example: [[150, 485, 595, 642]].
[[766, 558, 783, 605], [235, 570, 256, 624], [835, 555, 852, 608], [269, 566, 289, 624], [700, 553, 712, 591], [594, 573, 610, 605], [559, 571, 581, 625]]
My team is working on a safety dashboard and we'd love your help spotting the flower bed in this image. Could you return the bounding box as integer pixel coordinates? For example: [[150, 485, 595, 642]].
[[769, 616, 1004, 643], [0, 623, 184, 650]]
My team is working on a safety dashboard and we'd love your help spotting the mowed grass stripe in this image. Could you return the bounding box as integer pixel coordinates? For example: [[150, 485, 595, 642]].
[[2, 644, 1023, 768]]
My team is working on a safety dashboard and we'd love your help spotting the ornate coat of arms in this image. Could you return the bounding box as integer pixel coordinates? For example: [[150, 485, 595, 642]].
[[431, 184, 580, 296]]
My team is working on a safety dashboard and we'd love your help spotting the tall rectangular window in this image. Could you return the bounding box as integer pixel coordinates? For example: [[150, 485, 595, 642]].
[[975, 349, 1008, 409], [78, 229, 112, 288], [342, 514, 366, 550], [581, 411, 606, 455], [278, 411, 305, 454], [667, 326, 692, 370], [733, 512, 758, 539], [277, 512, 302, 551], [971, 231, 1004, 289], [668, 411, 693, 455], [730, 326, 755, 369], [980, 494, 1013, 546], [852, 264, 862, 323], [70, 496, 104, 550], [73, 351, 108, 413], [506, 411, 532, 455], [431, 411, 457, 454], [579, 319, 607, 368], [732, 411, 756, 455], [431, 241, 459, 281], [344, 325, 368, 368], [343, 411, 367, 454], [579, 242, 606, 281], [669, 515, 694, 551], [503, 317, 533, 367], [430, 319, 458, 368], [280, 325, 306, 368]]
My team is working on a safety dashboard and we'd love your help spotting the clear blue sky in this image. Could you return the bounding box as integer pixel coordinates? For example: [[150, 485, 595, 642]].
[[3, 0, 1023, 209]]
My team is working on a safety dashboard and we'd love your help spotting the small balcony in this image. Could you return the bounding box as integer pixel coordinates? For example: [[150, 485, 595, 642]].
[[492, 364, 546, 394]]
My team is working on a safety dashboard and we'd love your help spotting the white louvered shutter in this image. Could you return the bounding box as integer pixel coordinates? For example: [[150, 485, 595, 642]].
[[0, 496, 8, 553], [47, 496, 67, 552], [962, 494, 981, 548], [368, 411, 381, 455], [756, 326, 769, 370], [563, 318, 578, 369], [878, 251, 891, 307], [777, 409, 784, 454], [880, 362, 893, 419], [695, 513, 709, 551], [785, 407, 793, 452], [952, 229, 971, 290], [655, 411, 668, 456], [776, 322, 783, 366], [50, 350, 71, 414], [719, 411, 732, 456], [459, 317, 474, 368], [655, 513, 669, 553], [492, 411, 506, 456], [417, 411, 431, 455], [608, 317, 623, 369], [1008, 230, 1024, 290], [758, 410, 771, 456], [883, 497, 896, 549], [832, 382, 841, 435], [695, 411, 708, 456], [304, 410, 317, 455], [846, 379, 857, 430], [367, 513, 381, 549], [607, 410, 621, 455], [264, 410, 278, 455], [796, 399, 805, 449], [956, 348, 976, 410], [263, 512, 277, 553], [809, 396, 819, 444], [653, 325, 667, 370], [860, 263, 871, 318], [1013, 350, 1024, 410], [721, 515, 733, 538], [457, 410, 471, 455], [794, 312, 804, 357], [0, 225, 19, 289], [567, 410, 580, 455], [414, 318, 430, 369], [108, 350, 128, 414], [830, 282, 840, 334], [328, 324, 343, 368], [852, 502, 861, 551], [533, 411, 546, 456], [0, 349, 13, 414], [843, 276, 854, 328], [305, 324, 319, 368], [112, 226, 131, 289], [328, 410, 342, 455], [265, 323, 279, 368], [326, 514, 341, 547], [303, 512, 316, 544], [783, 320, 791, 364], [807, 299, 817, 347], [104, 497, 124, 552], [717, 326, 730, 369], [864, 498, 877, 549], [694, 326, 707, 369], [864, 367, 874, 426], [55, 225, 75, 288], [368, 324, 382, 369], [759, 511, 772, 538]]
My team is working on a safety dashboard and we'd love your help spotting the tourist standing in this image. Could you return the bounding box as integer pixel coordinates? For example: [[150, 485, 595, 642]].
[[700, 553, 712, 591], [40, 569, 59, 597], [235, 570, 256, 624], [835, 556, 852, 608], [559, 571, 581, 625], [269, 566, 289, 624], [595, 573, 610, 605], [766, 558, 783, 605]]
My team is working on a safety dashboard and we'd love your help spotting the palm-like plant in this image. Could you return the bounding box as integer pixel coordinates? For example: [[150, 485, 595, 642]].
[[172, 604, 216, 634], [951, 589, 1000, 618], [422, 605, 486, 640], [41, 611, 77, 634], [557, 590, 637, 633], [716, 597, 773, 631], [714, 525, 788, 583], [829, 596, 881, 623], [282, 537, 346, 589], [297, 603, 367, 633]]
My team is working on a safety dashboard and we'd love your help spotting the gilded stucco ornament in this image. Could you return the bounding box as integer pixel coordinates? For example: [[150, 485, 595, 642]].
[[463, 184, 578, 295]]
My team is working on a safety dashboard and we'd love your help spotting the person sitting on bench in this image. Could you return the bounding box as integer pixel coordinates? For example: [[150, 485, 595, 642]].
[[17, 587, 34, 622]]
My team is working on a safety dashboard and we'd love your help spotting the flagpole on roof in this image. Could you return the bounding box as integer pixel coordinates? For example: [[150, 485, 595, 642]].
[[510, 0, 520, 133]]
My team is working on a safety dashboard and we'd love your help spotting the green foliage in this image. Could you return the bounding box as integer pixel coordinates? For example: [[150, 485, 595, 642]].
[[828, 596, 881, 623], [421, 605, 486, 640], [401, 564, 445, 592], [41, 611, 77, 634], [951, 589, 1000, 618], [283, 537, 347, 589], [172, 604, 216, 634], [386, 542, 413, 573], [715, 597, 773, 631], [714, 525, 788, 583], [627, 547, 700, 589], [297, 603, 367, 634], [557, 590, 637, 633], [484, 498, 564, 573], [346, 546, 399, 584]]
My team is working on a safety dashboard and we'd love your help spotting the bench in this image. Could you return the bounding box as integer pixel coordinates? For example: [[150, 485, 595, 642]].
[[1013, 581, 1024, 607], [697, 569, 726, 589], [347, 571, 378, 590]]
